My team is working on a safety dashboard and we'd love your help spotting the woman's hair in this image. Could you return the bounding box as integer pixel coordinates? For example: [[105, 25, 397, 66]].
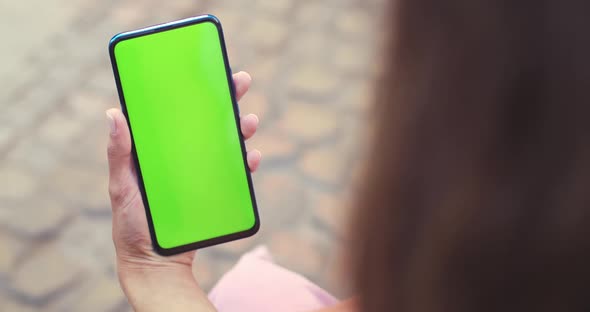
[[352, 1, 590, 311]]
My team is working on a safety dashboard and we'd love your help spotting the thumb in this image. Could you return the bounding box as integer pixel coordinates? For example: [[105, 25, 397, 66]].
[[106, 108, 138, 208]]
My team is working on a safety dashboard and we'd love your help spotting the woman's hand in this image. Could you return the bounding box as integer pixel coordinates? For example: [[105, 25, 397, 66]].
[[106, 71, 260, 311]]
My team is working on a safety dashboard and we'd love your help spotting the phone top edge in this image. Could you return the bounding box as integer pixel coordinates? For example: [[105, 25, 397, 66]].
[[109, 14, 220, 49]]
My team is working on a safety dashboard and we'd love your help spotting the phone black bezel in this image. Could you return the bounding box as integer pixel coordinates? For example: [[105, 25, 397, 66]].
[[108, 15, 260, 256]]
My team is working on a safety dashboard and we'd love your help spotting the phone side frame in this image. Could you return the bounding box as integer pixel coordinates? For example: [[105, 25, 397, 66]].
[[108, 14, 260, 256]]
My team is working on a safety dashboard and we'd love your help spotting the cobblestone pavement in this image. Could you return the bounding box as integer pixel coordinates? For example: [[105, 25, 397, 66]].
[[0, 0, 383, 310]]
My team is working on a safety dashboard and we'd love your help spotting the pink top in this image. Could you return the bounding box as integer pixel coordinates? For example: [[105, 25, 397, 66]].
[[208, 246, 339, 312]]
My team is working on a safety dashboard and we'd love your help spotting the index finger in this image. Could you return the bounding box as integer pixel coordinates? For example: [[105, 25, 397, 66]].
[[233, 71, 251, 101]]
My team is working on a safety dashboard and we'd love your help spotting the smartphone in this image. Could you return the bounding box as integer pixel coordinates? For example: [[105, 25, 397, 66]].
[[109, 15, 259, 256]]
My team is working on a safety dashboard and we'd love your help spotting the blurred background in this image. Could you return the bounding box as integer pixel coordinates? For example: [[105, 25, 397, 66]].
[[0, 0, 383, 310]]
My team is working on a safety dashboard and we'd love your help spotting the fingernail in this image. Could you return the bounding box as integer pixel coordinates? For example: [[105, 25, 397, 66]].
[[246, 114, 259, 124], [250, 114, 259, 124], [249, 149, 262, 160], [239, 71, 252, 83], [106, 111, 116, 136]]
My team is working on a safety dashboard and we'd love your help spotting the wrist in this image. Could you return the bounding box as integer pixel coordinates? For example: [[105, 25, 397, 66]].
[[117, 260, 215, 312], [117, 253, 193, 276], [117, 259, 193, 287]]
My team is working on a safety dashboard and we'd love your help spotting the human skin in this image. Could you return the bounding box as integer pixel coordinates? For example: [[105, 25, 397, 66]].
[[107, 71, 261, 312]]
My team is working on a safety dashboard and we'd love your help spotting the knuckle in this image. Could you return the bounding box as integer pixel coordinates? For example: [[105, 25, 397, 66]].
[[107, 140, 120, 160], [109, 179, 138, 209], [108, 182, 124, 205]]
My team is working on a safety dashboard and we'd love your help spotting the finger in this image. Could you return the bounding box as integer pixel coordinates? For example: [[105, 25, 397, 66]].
[[106, 108, 138, 208], [240, 114, 259, 140], [247, 149, 262, 172], [233, 71, 251, 101]]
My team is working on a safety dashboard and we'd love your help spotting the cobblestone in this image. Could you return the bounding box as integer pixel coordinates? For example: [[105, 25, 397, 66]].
[[0, 196, 71, 239], [0, 0, 382, 309], [245, 18, 288, 52], [256, 172, 308, 230], [290, 31, 335, 60], [298, 141, 348, 186], [0, 167, 38, 200], [333, 42, 372, 75], [4, 138, 60, 176], [66, 91, 112, 121], [0, 232, 25, 275], [278, 101, 341, 141], [256, 0, 294, 15], [59, 218, 115, 272], [268, 230, 325, 279], [191, 256, 216, 291], [246, 58, 278, 85], [246, 131, 297, 162], [10, 244, 83, 303], [312, 191, 351, 238], [288, 63, 340, 98], [211, 235, 260, 258], [63, 274, 124, 312], [38, 113, 84, 148], [334, 10, 373, 39], [0, 126, 12, 151], [0, 295, 37, 312], [341, 79, 375, 112], [295, 1, 337, 29], [192, 252, 235, 291], [240, 89, 270, 120]]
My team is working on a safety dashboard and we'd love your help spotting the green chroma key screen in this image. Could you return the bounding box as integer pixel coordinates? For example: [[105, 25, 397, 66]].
[[110, 16, 258, 254]]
